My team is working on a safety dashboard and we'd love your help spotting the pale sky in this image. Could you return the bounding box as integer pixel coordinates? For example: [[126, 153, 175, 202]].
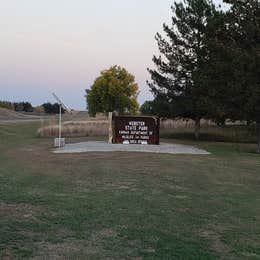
[[0, 0, 227, 110]]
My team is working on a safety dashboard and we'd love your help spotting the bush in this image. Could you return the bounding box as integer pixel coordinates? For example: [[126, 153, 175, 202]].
[[42, 103, 65, 114]]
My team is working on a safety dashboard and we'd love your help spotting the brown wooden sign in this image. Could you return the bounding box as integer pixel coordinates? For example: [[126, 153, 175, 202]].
[[112, 115, 160, 145]]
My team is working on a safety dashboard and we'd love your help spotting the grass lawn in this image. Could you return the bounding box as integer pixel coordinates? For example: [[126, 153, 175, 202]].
[[0, 122, 260, 259]]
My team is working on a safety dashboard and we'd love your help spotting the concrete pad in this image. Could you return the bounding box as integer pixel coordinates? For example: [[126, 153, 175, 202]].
[[53, 141, 210, 155]]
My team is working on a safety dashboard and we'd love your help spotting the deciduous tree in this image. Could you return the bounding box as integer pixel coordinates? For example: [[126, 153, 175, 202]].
[[86, 66, 139, 116]]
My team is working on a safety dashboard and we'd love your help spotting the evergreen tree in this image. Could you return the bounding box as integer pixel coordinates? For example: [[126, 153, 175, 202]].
[[148, 0, 221, 139], [42, 103, 65, 114], [140, 101, 155, 115], [14, 102, 33, 112], [223, 0, 260, 152]]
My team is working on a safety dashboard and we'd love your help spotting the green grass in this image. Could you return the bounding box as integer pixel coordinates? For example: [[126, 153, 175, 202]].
[[0, 122, 260, 259]]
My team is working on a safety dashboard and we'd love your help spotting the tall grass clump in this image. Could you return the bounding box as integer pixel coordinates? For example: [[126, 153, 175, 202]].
[[160, 119, 256, 143], [38, 117, 256, 143], [38, 120, 108, 137]]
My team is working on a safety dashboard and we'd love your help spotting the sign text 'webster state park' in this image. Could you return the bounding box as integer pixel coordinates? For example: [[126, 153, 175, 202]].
[[112, 116, 160, 145]]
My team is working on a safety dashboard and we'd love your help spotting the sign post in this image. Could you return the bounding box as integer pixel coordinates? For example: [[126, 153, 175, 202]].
[[108, 112, 113, 144]]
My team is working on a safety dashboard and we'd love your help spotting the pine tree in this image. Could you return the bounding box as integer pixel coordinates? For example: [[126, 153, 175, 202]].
[[148, 0, 221, 139], [223, 0, 260, 152]]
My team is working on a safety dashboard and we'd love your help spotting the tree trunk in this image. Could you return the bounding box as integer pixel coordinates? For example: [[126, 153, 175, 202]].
[[194, 117, 201, 140], [257, 121, 260, 154]]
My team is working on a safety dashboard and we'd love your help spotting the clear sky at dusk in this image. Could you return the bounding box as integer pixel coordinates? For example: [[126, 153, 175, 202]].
[[0, 0, 227, 110]]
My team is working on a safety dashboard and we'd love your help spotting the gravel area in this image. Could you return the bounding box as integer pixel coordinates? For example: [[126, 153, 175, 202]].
[[53, 141, 210, 155]]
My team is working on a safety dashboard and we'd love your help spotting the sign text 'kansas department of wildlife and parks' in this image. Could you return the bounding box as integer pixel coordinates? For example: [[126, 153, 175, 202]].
[[112, 116, 160, 145]]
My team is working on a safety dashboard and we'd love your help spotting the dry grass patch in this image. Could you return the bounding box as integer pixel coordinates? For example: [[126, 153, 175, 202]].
[[0, 107, 39, 121], [0, 202, 44, 221], [33, 240, 87, 260], [38, 120, 108, 137], [199, 229, 232, 256], [37, 117, 255, 144], [38, 118, 206, 138], [160, 119, 256, 143], [33, 228, 118, 259]]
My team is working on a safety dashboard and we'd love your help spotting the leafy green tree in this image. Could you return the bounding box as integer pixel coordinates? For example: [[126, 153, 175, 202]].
[[86, 66, 139, 116], [148, 0, 222, 139]]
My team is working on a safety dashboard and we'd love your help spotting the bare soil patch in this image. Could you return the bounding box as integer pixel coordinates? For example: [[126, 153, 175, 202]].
[[0, 202, 44, 221]]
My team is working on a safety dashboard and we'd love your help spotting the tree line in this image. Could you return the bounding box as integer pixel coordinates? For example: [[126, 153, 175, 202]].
[[0, 101, 33, 112], [0, 101, 65, 114]]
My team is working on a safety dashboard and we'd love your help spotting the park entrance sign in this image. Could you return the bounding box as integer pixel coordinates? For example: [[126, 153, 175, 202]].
[[110, 115, 160, 145]]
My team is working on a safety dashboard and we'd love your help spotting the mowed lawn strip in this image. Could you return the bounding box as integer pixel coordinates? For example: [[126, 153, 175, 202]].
[[0, 122, 260, 259]]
